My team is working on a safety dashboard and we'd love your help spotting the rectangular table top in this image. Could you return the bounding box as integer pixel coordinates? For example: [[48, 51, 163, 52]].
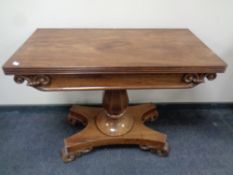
[[3, 29, 226, 75]]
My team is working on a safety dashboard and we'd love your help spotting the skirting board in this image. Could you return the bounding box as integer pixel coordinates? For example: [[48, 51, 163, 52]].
[[0, 103, 232, 112]]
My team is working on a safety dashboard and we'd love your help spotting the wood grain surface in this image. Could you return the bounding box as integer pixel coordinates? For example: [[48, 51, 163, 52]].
[[3, 29, 226, 75]]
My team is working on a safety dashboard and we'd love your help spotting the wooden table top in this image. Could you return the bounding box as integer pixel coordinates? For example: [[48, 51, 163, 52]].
[[3, 29, 226, 75]]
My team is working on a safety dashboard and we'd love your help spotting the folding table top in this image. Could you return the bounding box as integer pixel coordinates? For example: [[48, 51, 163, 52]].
[[3, 29, 226, 75]]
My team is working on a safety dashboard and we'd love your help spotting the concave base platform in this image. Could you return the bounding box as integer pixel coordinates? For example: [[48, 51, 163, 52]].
[[61, 101, 169, 162]]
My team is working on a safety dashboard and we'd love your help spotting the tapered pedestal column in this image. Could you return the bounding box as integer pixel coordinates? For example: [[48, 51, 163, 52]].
[[61, 90, 168, 162]]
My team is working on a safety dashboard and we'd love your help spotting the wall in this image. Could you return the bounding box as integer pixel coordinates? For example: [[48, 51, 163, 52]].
[[0, 0, 232, 105]]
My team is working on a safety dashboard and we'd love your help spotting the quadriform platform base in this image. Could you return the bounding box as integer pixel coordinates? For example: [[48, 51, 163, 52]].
[[3, 29, 226, 163], [61, 90, 168, 162]]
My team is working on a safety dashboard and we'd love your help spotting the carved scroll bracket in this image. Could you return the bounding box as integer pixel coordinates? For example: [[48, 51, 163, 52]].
[[183, 73, 217, 85], [14, 75, 51, 87]]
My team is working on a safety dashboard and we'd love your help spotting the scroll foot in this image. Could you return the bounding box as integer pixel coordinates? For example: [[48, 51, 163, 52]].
[[61, 147, 93, 163], [151, 142, 169, 157]]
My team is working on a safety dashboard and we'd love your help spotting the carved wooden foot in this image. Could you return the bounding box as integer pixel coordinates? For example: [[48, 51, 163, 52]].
[[61, 102, 168, 162], [139, 141, 169, 157]]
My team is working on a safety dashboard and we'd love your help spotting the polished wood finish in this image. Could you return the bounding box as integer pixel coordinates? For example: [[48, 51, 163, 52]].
[[97, 90, 133, 136], [13, 73, 218, 91], [63, 102, 168, 162], [3, 29, 226, 75], [103, 90, 128, 116], [2, 29, 227, 163]]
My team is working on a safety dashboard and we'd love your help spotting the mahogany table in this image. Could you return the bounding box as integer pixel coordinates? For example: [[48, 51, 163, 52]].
[[3, 29, 226, 162]]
